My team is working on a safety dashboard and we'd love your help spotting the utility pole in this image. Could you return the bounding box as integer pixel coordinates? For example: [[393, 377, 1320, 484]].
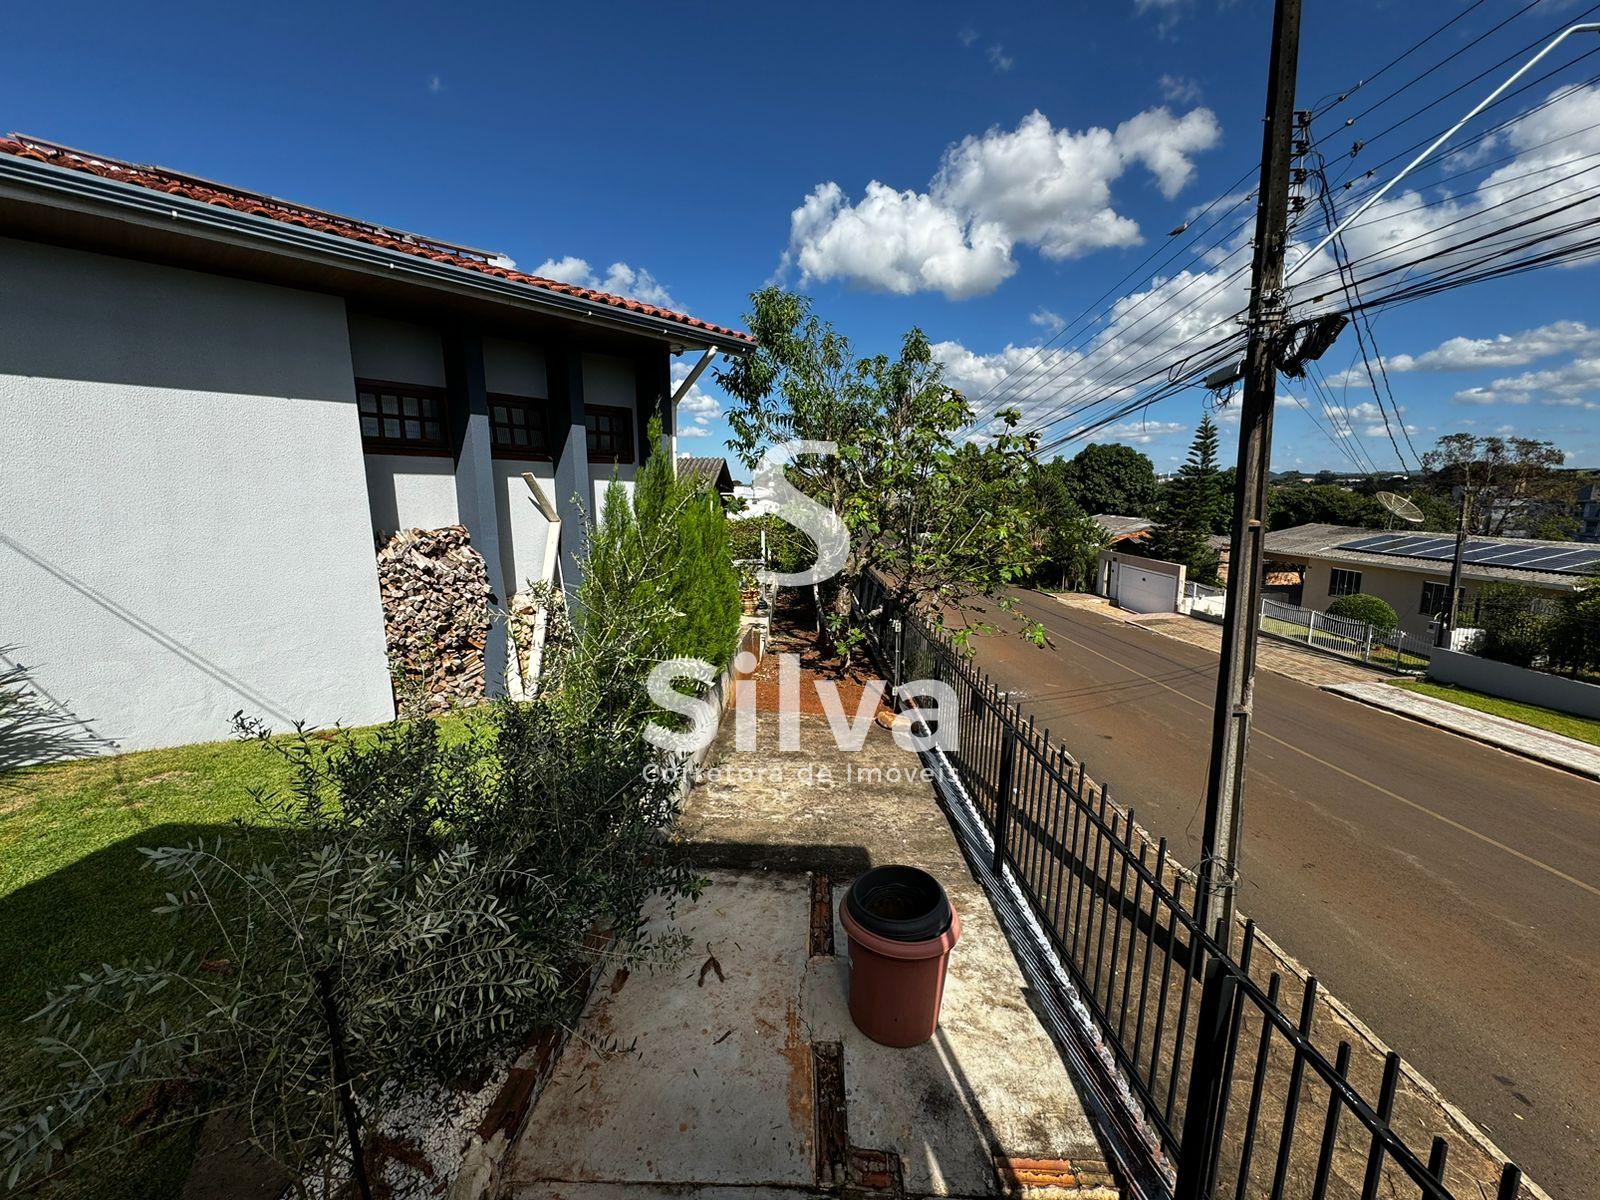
[[1196, 0, 1303, 951], [1439, 486, 1471, 647]]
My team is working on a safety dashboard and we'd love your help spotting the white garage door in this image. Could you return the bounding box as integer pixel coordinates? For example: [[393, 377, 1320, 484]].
[[1114, 562, 1179, 614]]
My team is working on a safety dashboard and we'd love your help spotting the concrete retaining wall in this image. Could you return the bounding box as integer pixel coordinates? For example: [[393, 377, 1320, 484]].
[[1428, 648, 1600, 718]]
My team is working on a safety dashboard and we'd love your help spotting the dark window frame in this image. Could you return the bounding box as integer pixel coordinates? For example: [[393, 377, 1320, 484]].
[[488, 393, 554, 461], [356, 379, 451, 456], [1328, 568, 1363, 597], [585, 403, 635, 464], [1419, 580, 1463, 616]]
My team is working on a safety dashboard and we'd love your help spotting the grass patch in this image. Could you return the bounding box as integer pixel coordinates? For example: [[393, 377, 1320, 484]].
[[1390, 680, 1600, 747], [0, 717, 469, 1199]]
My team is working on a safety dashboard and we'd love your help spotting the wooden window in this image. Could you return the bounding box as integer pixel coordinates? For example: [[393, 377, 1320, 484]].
[[489, 395, 552, 459], [585, 404, 634, 463], [1328, 568, 1362, 597], [357, 380, 449, 454]]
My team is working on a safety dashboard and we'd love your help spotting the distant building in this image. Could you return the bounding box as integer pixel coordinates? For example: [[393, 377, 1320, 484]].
[[675, 455, 737, 498], [1090, 514, 1154, 545], [1578, 483, 1600, 543], [1263, 524, 1596, 638]]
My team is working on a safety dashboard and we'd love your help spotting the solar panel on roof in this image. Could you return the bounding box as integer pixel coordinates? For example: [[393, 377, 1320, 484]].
[[1331, 531, 1600, 575], [1337, 535, 1403, 552]]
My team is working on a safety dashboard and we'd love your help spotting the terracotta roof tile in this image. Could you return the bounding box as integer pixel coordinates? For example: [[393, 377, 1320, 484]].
[[0, 135, 752, 345]]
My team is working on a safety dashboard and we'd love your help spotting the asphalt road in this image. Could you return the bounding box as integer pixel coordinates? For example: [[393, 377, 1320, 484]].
[[961, 591, 1600, 1198]]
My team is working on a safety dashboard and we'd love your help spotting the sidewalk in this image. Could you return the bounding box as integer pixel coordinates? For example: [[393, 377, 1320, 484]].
[[1049, 593, 1388, 687], [503, 706, 1116, 1198], [1325, 680, 1600, 781]]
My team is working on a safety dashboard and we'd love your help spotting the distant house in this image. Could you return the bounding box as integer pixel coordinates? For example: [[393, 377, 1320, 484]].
[[1263, 523, 1596, 637], [676, 455, 737, 498], [0, 134, 752, 753], [1091, 514, 1154, 545]]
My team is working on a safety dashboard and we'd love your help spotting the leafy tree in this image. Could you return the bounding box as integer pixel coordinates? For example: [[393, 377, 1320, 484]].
[[1326, 593, 1398, 631], [1548, 581, 1600, 678], [1421, 434, 1575, 539], [1024, 460, 1109, 591], [716, 287, 1043, 658], [1147, 415, 1226, 582], [1061, 442, 1158, 515]]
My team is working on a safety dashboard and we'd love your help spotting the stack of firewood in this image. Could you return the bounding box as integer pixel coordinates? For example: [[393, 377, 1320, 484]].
[[376, 525, 492, 714]]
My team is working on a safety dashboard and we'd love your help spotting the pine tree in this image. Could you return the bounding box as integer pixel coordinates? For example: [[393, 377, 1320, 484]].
[[1149, 414, 1226, 583]]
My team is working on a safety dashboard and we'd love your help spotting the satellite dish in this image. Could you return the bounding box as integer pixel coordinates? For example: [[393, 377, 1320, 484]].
[[1376, 491, 1424, 527]]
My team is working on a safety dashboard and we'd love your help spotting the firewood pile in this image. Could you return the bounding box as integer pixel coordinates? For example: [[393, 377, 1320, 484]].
[[376, 525, 492, 714]]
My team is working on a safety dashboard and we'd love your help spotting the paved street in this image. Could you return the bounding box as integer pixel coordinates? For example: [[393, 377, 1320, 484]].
[[960, 590, 1600, 1199]]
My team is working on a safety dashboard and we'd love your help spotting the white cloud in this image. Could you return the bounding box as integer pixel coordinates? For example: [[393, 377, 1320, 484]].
[[958, 26, 979, 47], [1135, 0, 1190, 35], [1100, 418, 1189, 444], [1159, 74, 1203, 104], [532, 256, 679, 309], [1454, 355, 1600, 409], [670, 359, 724, 439], [1391, 321, 1599, 371], [427, 74, 443, 94], [1299, 83, 1600, 299], [988, 44, 1014, 73], [786, 106, 1220, 299], [1029, 308, 1066, 335], [786, 182, 1015, 299]]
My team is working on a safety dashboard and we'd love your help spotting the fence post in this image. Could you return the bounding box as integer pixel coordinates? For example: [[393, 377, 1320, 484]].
[[1306, 611, 1317, 645], [891, 617, 905, 696], [993, 723, 1017, 877], [1174, 956, 1238, 1200], [1362, 624, 1373, 662]]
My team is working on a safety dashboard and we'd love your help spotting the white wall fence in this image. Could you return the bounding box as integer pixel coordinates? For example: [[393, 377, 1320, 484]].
[[1428, 647, 1600, 719]]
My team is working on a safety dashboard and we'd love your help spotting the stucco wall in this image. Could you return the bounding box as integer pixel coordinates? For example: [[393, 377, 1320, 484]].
[[1428, 648, 1600, 719], [494, 460, 558, 595], [364, 455, 460, 538], [0, 238, 395, 754]]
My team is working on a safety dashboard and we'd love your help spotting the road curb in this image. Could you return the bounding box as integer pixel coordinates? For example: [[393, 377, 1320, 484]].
[[1320, 685, 1600, 783]]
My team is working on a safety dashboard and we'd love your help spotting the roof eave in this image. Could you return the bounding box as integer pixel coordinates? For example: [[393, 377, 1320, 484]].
[[0, 152, 754, 355]]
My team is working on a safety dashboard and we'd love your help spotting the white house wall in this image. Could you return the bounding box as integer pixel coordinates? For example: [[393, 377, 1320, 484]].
[[494, 460, 557, 595], [0, 238, 394, 753], [363, 455, 460, 537]]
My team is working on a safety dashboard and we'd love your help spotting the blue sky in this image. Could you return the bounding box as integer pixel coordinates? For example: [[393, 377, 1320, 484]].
[[8, 0, 1598, 474]]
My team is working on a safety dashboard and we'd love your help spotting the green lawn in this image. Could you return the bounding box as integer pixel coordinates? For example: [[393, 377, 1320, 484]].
[[0, 717, 467, 1198], [1390, 679, 1600, 747]]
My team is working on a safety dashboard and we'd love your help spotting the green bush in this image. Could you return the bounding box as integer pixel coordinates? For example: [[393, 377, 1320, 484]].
[[1475, 583, 1555, 668], [1326, 593, 1398, 632]]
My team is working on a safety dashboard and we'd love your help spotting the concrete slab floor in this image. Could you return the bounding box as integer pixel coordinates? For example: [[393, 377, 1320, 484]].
[[507, 871, 817, 1192]]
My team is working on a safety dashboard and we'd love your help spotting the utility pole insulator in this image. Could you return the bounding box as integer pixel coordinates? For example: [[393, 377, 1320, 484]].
[[1196, 0, 1303, 953]]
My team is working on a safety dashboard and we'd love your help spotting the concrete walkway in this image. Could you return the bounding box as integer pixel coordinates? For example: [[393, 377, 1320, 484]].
[[505, 710, 1113, 1199], [1325, 680, 1600, 781]]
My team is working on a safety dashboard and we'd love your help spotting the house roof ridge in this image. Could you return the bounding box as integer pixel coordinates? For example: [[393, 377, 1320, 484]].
[[0, 134, 753, 345]]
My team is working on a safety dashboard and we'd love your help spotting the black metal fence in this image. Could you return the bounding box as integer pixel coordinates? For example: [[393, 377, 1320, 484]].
[[853, 578, 1526, 1200]]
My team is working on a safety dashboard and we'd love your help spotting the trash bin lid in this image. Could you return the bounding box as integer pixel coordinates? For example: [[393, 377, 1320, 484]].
[[845, 865, 952, 943]]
